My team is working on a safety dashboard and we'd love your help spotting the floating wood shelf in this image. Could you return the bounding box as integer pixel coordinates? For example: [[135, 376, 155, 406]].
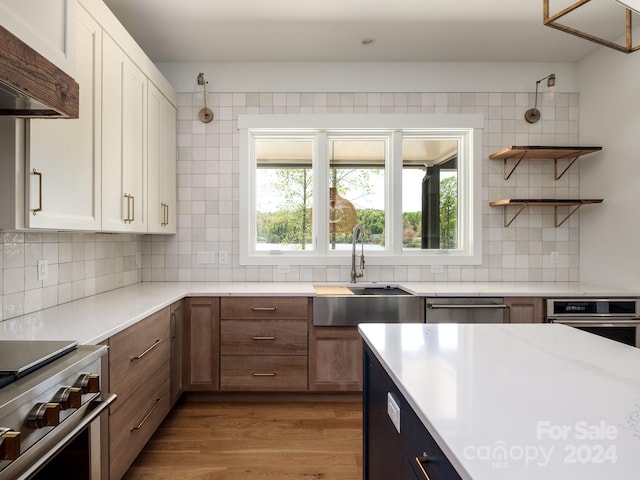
[[489, 146, 602, 180], [489, 199, 603, 227]]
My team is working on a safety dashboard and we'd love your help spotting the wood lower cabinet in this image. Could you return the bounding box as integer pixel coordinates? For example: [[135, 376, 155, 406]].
[[219, 297, 309, 392], [505, 297, 544, 323], [108, 307, 171, 480], [309, 326, 362, 392], [184, 297, 220, 391], [170, 300, 184, 406]]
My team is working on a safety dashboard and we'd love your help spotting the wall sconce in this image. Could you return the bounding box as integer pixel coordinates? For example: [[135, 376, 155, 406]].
[[196, 72, 213, 123], [544, 0, 640, 53], [524, 73, 556, 124]]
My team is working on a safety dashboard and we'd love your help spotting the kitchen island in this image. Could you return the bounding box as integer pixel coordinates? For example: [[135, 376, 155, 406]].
[[359, 323, 640, 480]]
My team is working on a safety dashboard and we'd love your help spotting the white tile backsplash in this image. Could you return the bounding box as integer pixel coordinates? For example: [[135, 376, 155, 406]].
[[0, 233, 141, 322], [142, 89, 581, 285]]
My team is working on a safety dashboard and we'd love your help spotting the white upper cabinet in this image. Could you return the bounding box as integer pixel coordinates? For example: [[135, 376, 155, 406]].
[[25, 4, 101, 230], [101, 33, 147, 233], [0, 0, 77, 76], [147, 82, 177, 234]]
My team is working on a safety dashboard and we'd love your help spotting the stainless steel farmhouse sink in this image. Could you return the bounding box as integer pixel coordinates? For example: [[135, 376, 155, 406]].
[[313, 284, 423, 326]]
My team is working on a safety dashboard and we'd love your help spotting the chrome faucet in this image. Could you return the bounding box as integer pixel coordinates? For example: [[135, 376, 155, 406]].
[[351, 223, 365, 283]]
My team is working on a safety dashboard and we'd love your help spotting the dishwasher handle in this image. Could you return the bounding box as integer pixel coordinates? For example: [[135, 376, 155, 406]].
[[427, 303, 508, 309]]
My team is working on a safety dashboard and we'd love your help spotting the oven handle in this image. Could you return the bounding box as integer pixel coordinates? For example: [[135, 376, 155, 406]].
[[548, 318, 640, 327], [1, 393, 117, 480], [428, 304, 508, 309]]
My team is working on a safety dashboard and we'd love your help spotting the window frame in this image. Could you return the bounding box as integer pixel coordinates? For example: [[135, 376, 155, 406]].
[[239, 114, 484, 266]]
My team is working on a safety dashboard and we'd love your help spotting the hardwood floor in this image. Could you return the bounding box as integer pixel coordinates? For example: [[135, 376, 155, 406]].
[[123, 400, 363, 480]]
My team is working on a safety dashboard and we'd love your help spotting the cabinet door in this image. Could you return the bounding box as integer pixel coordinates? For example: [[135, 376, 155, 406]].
[[505, 297, 544, 323], [0, 0, 76, 76], [185, 297, 220, 391], [170, 300, 184, 406], [147, 82, 176, 234], [25, 4, 101, 231], [309, 326, 362, 392], [101, 33, 147, 232], [364, 348, 404, 480]]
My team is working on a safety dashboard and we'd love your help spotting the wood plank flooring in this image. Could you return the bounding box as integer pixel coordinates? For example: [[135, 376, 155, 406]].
[[123, 401, 363, 480]]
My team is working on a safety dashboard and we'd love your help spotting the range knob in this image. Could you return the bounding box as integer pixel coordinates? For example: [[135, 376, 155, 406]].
[[53, 387, 83, 410], [27, 403, 60, 428], [74, 373, 100, 394], [0, 428, 20, 461]]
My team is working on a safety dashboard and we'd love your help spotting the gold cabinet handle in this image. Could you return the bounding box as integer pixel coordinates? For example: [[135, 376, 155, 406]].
[[415, 452, 432, 480], [251, 335, 278, 341], [124, 193, 131, 223], [251, 372, 277, 377], [161, 202, 168, 226], [251, 307, 278, 312], [130, 338, 163, 361], [31, 168, 43, 215], [131, 398, 161, 431]]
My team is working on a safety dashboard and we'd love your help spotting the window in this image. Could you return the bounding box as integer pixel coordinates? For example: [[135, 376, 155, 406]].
[[239, 114, 483, 266]]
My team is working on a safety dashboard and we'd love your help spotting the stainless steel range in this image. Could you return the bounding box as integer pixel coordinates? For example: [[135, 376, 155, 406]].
[[0, 340, 115, 479]]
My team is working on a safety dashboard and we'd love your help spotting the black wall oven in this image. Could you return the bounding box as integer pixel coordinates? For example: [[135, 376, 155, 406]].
[[546, 298, 640, 347], [0, 341, 114, 480]]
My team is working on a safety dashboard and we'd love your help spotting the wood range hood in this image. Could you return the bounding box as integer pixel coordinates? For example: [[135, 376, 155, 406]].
[[0, 25, 79, 118]]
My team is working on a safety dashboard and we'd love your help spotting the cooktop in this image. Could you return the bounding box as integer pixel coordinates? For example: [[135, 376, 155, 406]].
[[0, 340, 78, 388]]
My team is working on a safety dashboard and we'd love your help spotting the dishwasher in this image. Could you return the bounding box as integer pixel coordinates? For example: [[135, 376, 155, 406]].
[[425, 297, 507, 323]]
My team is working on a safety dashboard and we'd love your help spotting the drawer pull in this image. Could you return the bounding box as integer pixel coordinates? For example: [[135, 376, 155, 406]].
[[251, 372, 277, 377], [251, 335, 278, 341], [415, 452, 432, 480], [251, 307, 278, 312], [131, 397, 161, 431], [130, 338, 163, 361]]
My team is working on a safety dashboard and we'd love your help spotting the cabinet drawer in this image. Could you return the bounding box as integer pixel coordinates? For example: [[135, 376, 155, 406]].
[[221, 297, 308, 320], [220, 355, 307, 391], [108, 308, 170, 409], [220, 318, 308, 356], [109, 361, 170, 480]]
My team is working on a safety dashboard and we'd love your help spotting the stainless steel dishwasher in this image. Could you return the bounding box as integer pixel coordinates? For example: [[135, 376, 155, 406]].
[[425, 297, 507, 323]]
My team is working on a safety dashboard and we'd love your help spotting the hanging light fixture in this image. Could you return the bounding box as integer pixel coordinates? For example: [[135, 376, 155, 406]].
[[196, 72, 214, 123], [524, 73, 556, 124], [544, 0, 640, 53]]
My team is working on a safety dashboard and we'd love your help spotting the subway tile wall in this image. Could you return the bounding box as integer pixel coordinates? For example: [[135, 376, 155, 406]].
[[0, 232, 141, 321], [142, 90, 581, 284]]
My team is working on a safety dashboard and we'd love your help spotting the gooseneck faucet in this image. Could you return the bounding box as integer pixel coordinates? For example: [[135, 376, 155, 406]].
[[351, 224, 365, 283]]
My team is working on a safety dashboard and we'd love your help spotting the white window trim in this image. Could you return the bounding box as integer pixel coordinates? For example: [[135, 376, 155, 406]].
[[239, 114, 484, 266]]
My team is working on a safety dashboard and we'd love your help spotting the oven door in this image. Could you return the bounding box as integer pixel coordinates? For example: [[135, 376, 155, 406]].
[[1, 393, 116, 480], [547, 318, 640, 347]]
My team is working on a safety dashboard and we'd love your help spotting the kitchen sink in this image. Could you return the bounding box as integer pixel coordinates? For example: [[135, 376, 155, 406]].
[[313, 284, 423, 326], [347, 286, 410, 296]]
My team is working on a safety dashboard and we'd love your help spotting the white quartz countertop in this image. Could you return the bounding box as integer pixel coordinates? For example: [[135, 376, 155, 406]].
[[0, 281, 637, 345], [359, 323, 640, 480]]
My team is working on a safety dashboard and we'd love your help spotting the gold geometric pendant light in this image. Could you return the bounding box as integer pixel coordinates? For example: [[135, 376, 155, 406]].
[[543, 0, 640, 53]]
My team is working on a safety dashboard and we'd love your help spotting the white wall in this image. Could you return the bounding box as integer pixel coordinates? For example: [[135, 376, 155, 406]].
[[157, 62, 579, 94], [578, 49, 640, 290]]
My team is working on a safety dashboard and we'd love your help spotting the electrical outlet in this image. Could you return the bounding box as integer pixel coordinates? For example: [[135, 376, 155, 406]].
[[551, 251, 560, 265], [387, 392, 401, 433], [196, 251, 215, 264], [37, 260, 48, 281], [219, 250, 228, 265], [277, 265, 290, 274], [431, 265, 444, 274]]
